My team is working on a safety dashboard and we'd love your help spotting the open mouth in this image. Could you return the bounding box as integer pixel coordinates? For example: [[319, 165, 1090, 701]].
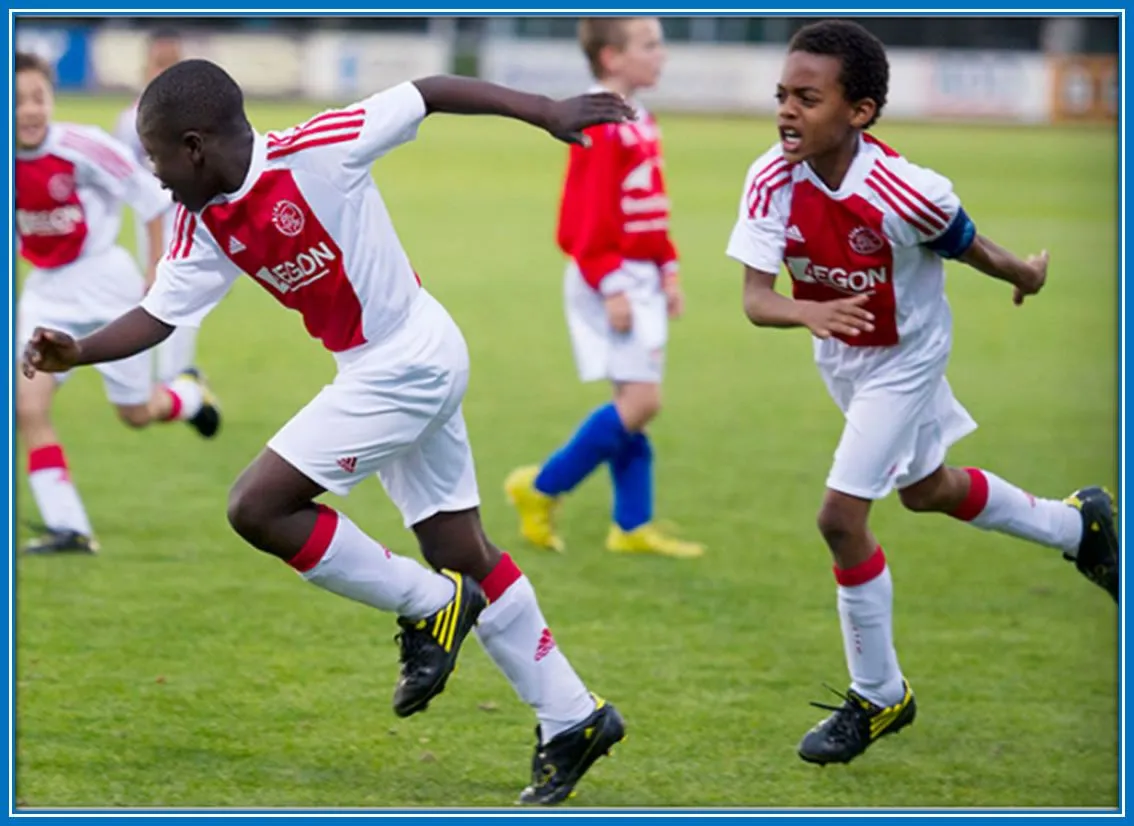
[[780, 126, 802, 153]]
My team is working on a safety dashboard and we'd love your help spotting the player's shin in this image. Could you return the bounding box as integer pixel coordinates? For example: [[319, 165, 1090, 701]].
[[287, 505, 455, 618], [26, 443, 93, 537], [834, 547, 906, 707], [610, 432, 652, 531], [474, 552, 596, 741], [535, 404, 632, 497], [948, 467, 1082, 554]]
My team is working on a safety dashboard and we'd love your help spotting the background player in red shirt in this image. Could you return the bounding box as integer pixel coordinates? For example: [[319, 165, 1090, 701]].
[[15, 52, 219, 556], [23, 59, 634, 805], [506, 18, 704, 559], [728, 20, 1118, 767]]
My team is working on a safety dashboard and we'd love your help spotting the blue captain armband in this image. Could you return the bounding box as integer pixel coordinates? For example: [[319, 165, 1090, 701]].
[[924, 207, 976, 259]]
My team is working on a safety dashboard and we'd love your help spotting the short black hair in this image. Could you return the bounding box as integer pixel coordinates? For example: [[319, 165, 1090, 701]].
[[138, 58, 247, 139], [15, 51, 54, 85], [789, 19, 889, 129]]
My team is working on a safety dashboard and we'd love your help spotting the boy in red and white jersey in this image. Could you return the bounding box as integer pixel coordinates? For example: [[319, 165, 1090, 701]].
[[726, 21, 1117, 765], [15, 52, 220, 555], [506, 17, 703, 559], [24, 59, 635, 804]]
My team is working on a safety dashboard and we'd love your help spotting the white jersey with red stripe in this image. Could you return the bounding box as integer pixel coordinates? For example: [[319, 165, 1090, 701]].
[[114, 99, 178, 267], [16, 122, 172, 325], [726, 133, 976, 384], [141, 81, 429, 361], [16, 122, 170, 270]]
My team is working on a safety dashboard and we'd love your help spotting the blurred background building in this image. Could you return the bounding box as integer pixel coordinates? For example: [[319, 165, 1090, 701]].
[[14, 15, 1119, 125]]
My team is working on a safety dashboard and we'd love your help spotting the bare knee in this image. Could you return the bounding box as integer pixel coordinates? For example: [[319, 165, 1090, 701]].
[[815, 490, 874, 568], [816, 503, 859, 553], [116, 404, 152, 429], [226, 478, 275, 549], [614, 382, 662, 432]]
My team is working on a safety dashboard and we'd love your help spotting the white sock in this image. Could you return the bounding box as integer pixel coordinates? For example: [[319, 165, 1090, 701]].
[[164, 377, 204, 422], [289, 505, 454, 618], [835, 548, 905, 708], [157, 325, 199, 384], [27, 444, 93, 536], [475, 554, 596, 742], [951, 467, 1082, 555]]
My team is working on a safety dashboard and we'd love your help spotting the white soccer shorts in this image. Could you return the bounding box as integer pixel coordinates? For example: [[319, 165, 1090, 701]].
[[17, 246, 153, 406], [268, 290, 481, 528], [822, 362, 978, 501], [563, 260, 668, 384]]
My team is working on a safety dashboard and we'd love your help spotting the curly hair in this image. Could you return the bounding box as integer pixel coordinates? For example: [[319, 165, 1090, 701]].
[[789, 19, 889, 129]]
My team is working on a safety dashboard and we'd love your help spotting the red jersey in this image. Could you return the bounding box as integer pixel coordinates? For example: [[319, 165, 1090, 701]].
[[556, 108, 678, 290]]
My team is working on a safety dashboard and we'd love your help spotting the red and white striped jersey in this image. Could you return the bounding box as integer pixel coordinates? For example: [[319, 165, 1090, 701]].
[[142, 82, 428, 357], [557, 99, 677, 290], [15, 123, 170, 270], [727, 133, 973, 355]]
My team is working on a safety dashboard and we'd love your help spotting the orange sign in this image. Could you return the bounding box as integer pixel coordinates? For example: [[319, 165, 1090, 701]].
[[1050, 55, 1118, 123]]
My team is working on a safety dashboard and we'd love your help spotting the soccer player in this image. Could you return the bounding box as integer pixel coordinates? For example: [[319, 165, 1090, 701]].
[[505, 18, 704, 559], [15, 51, 220, 555], [725, 20, 1119, 766], [114, 28, 214, 390], [23, 59, 634, 805]]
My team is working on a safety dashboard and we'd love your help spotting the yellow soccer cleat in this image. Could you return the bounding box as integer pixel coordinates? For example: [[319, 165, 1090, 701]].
[[605, 523, 705, 559], [504, 465, 565, 553]]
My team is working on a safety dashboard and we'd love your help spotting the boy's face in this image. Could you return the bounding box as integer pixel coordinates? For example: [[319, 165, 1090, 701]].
[[16, 68, 53, 150], [138, 113, 217, 213], [605, 18, 666, 91], [775, 50, 875, 164], [146, 37, 183, 83]]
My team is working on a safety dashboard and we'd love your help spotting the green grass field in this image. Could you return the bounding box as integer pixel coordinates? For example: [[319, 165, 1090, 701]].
[[14, 94, 1120, 809]]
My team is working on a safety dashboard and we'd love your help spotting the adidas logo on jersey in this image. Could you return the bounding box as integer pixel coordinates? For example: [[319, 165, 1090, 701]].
[[337, 456, 358, 473], [228, 236, 246, 254], [785, 224, 805, 243]]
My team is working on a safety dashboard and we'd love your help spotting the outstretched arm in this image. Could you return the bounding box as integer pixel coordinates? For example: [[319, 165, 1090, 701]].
[[958, 234, 1048, 306], [411, 75, 635, 145], [743, 267, 875, 338], [23, 307, 172, 378]]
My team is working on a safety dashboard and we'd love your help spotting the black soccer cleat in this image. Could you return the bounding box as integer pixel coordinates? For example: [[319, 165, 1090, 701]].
[[392, 571, 486, 718], [22, 529, 100, 555], [518, 695, 625, 806], [798, 680, 917, 766], [1064, 487, 1119, 602], [179, 369, 222, 440]]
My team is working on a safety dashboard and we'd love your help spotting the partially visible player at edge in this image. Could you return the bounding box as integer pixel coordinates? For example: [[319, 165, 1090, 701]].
[[15, 52, 220, 556], [725, 20, 1118, 766], [114, 28, 218, 394], [506, 17, 704, 559], [23, 60, 634, 805]]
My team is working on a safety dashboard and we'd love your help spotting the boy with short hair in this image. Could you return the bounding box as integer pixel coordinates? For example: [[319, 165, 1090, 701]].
[[506, 17, 704, 559]]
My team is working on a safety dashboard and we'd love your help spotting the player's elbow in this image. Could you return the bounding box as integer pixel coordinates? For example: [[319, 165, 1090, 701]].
[[742, 286, 773, 326]]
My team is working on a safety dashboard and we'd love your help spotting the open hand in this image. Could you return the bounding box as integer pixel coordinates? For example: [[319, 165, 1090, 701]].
[[22, 327, 81, 378], [800, 295, 875, 339], [544, 92, 636, 146]]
